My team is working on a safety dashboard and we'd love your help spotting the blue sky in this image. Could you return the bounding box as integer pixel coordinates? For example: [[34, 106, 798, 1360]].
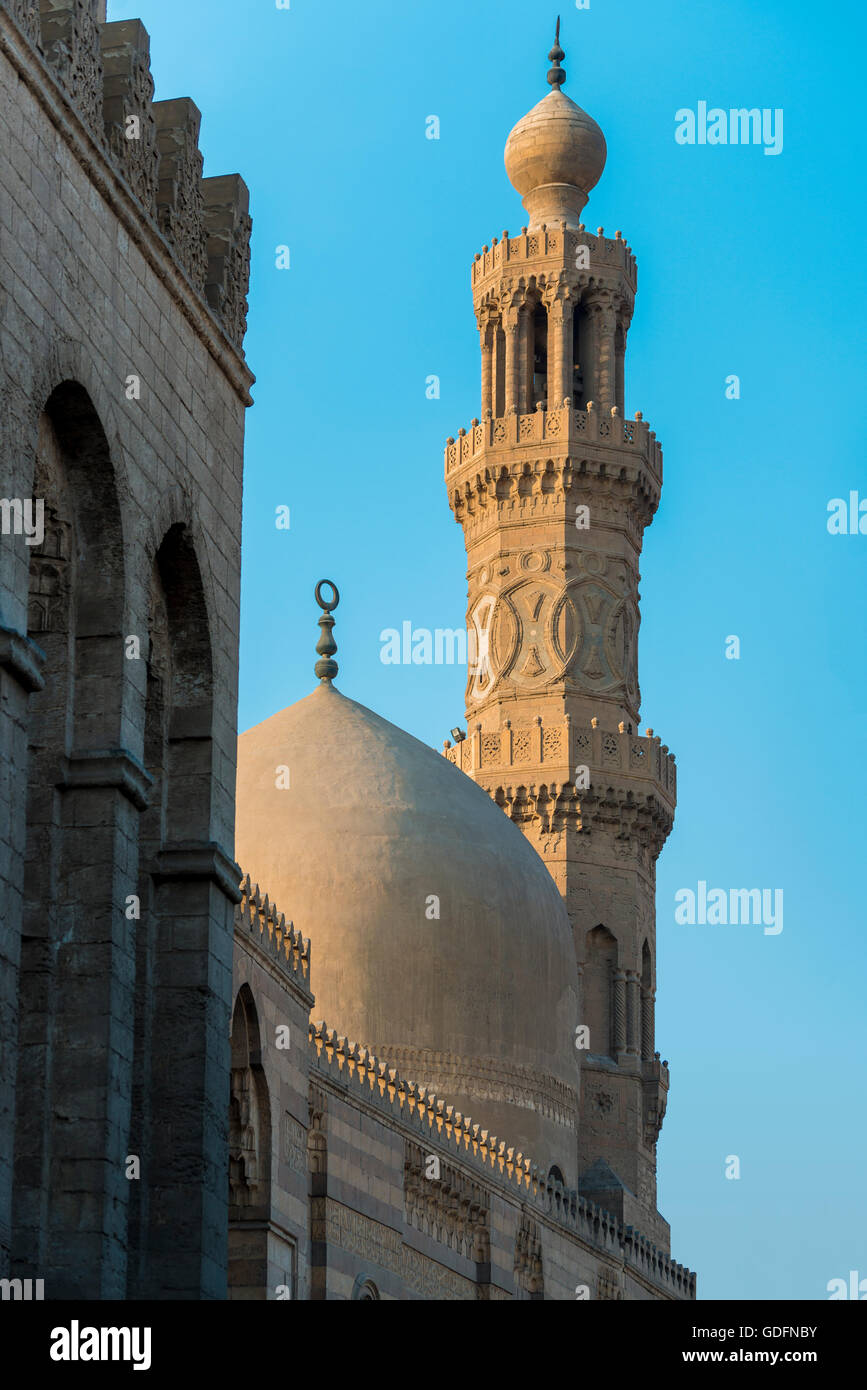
[[113, 0, 867, 1299]]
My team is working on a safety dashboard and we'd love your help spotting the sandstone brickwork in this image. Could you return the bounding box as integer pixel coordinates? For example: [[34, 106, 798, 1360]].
[[443, 38, 676, 1250]]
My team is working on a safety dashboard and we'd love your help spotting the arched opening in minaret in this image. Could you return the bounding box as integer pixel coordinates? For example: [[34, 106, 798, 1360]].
[[494, 323, 506, 417], [641, 938, 653, 1061], [532, 302, 548, 407], [572, 304, 589, 408], [585, 924, 618, 1058], [615, 322, 625, 414]]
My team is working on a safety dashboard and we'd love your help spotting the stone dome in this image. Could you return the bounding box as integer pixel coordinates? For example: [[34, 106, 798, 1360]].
[[235, 682, 580, 1176], [504, 89, 606, 229]]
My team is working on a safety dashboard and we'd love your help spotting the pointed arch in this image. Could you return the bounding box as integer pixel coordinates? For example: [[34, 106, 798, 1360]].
[[585, 924, 618, 1059], [13, 380, 131, 1292]]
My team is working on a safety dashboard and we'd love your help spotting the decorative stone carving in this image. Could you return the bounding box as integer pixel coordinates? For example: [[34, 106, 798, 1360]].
[[6, 0, 41, 44], [284, 1113, 306, 1172], [404, 1141, 490, 1262], [100, 20, 159, 216], [27, 503, 70, 635], [325, 1199, 477, 1300], [203, 174, 252, 348], [513, 1214, 544, 1299], [229, 1064, 261, 1204], [154, 97, 208, 291], [40, 1, 104, 141], [597, 1264, 623, 1300]]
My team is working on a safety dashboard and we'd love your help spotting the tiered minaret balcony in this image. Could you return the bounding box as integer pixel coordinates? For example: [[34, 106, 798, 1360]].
[[445, 402, 662, 544]]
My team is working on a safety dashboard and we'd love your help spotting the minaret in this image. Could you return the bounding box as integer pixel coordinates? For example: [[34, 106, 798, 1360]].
[[443, 24, 676, 1247]]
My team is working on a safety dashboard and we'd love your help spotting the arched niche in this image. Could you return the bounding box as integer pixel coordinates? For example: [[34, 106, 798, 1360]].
[[584, 923, 618, 1059], [13, 381, 127, 1285]]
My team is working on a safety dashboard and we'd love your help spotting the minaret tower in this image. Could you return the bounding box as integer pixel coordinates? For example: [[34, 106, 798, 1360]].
[[443, 24, 676, 1247]]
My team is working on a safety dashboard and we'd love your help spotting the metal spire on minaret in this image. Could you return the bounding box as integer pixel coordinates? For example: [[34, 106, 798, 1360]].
[[547, 16, 566, 89], [314, 579, 339, 684]]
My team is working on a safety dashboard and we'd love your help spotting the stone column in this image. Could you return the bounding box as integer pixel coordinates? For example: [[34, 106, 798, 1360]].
[[613, 969, 627, 1056], [546, 299, 572, 409], [615, 316, 626, 415], [35, 749, 151, 1298], [491, 323, 506, 418], [503, 308, 521, 415], [641, 985, 654, 1061], [594, 300, 617, 409], [625, 969, 641, 1058], [136, 842, 239, 1299]]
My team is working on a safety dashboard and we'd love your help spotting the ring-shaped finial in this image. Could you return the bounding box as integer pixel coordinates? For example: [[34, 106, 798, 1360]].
[[315, 579, 340, 613]]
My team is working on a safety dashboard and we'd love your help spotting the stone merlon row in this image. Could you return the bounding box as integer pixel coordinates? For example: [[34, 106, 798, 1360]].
[[1, 0, 251, 348], [236, 876, 313, 999]]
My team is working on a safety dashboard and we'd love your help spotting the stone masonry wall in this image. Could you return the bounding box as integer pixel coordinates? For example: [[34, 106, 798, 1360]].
[[0, 0, 252, 1297]]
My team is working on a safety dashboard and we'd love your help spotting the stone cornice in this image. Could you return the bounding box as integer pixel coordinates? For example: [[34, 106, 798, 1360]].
[[152, 839, 242, 902], [0, 621, 46, 691], [58, 745, 153, 810], [0, 6, 255, 405]]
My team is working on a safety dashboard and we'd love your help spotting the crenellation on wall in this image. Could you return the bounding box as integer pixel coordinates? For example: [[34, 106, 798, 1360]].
[[153, 96, 208, 292], [99, 19, 158, 215], [38, 2, 105, 141], [1, 0, 252, 357], [306, 1018, 694, 1299], [203, 174, 252, 351], [235, 875, 313, 1001]]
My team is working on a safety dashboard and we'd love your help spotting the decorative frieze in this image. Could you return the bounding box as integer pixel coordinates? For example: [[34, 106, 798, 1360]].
[[404, 1140, 490, 1262], [325, 1200, 477, 1301]]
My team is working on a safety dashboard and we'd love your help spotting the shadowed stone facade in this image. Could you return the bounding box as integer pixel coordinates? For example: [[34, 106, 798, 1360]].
[[0, 6, 695, 1300], [0, 0, 252, 1297]]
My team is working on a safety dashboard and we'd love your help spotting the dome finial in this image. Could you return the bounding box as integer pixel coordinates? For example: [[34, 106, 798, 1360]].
[[314, 579, 340, 685], [547, 15, 566, 89]]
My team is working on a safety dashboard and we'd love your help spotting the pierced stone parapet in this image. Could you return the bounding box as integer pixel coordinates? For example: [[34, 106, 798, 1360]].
[[445, 719, 676, 800], [445, 721, 675, 860], [472, 223, 636, 292], [445, 404, 661, 481], [445, 410, 662, 541], [203, 174, 252, 350], [154, 96, 208, 291], [100, 18, 158, 216], [235, 874, 312, 997]]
